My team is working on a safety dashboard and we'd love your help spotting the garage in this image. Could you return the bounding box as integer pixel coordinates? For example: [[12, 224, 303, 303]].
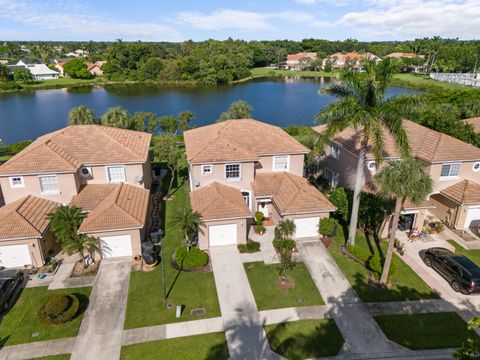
[[0, 244, 32, 268], [99, 235, 133, 258], [209, 224, 237, 246], [294, 217, 320, 238], [465, 207, 480, 229]]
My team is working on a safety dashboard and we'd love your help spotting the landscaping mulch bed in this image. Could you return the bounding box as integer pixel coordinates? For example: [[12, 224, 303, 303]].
[[71, 260, 100, 277]]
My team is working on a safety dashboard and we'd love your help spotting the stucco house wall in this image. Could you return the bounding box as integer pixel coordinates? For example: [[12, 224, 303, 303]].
[[428, 161, 480, 192], [191, 162, 255, 192], [256, 154, 305, 176]]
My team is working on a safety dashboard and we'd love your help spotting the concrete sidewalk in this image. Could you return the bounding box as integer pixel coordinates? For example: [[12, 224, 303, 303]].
[[70, 257, 131, 360], [298, 240, 399, 355], [210, 245, 282, 360]]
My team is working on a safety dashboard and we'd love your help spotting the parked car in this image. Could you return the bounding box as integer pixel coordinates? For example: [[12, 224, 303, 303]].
[[419, 247, 480, 294], [0, 269, 24, 312]]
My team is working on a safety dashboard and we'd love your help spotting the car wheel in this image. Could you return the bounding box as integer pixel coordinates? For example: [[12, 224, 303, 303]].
[[424, 257, 433, 267], [451, 281, 461, 292]]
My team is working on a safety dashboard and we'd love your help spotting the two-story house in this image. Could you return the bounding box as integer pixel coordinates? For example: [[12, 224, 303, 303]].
[[314, 120, 480, 234], [0, 125, 152, 267], [184, 119, 336, 249]]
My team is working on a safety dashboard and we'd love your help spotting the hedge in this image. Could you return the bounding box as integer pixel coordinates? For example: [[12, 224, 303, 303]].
[[238, 241, 261, 253], [38, 294, 79, 325], [174, 246, 209, 270]]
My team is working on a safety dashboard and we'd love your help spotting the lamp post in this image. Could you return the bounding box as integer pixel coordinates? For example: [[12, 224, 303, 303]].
[[150, 229, 166, 300]]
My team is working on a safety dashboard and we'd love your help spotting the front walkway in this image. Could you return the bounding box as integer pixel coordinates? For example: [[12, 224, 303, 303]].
[[210, 245, 281, 360], [297, 240, 399, 355], [70, 257, 131, 360]]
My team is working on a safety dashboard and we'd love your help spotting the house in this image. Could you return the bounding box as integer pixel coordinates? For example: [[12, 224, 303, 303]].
[[9, 60, 59, 81], [464, 117, 480, 133], [52, 58, 70, 76], [86, 62, 103, 76], [384, 52, 418, 59], [283, 52, 317, 70], [66, 49, 88, 58], [0, 125, 152, 267], [325, 52, 381, 70], [184, 119, 335, 249], [314, 120, 480, 233]]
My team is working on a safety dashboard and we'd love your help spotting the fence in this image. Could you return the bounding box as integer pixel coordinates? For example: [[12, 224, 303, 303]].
[[430, 72, 480, 88]]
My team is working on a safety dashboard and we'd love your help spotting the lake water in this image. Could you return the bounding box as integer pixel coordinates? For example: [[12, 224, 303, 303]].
[[0, 77, 422, 144]]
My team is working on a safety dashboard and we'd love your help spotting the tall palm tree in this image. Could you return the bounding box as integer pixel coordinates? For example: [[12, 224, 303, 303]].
[[47, 205, 86, 246], [68, 106, 98, 125], [276, 219, 296, 240], [173, 208, 203, 251], [316, 58, 414, 246], [375, 158, 432, 284]]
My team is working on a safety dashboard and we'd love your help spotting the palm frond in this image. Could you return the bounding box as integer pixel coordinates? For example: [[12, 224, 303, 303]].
[[365, 120, 385, 165]]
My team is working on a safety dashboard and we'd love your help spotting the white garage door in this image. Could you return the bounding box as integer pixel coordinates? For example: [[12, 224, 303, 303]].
[[209, 224, 237, 246], [294, 217, 320, 238], [465, 207, 480, 228], [99, 235, 133, 258], [0, 244, 32, 268]]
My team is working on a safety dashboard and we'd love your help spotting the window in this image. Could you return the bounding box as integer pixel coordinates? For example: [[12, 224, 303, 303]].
[[9, 176, 24, 188], [440, 163, 460, 177], [241, 191, 250, 207], [201, 165, 213, 175], [225, 164, 240, 180], [107, 166, 126, 183], [331, 144, 340, 160], [273, 155, 289, 172], [39, 175, 59, 194], [324, 168, 334, 187]]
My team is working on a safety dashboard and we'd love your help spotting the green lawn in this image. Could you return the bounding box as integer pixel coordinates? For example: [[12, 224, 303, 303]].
[[374, 312, 477, 350], [0, 155, 12, 162], [124, 179, 221, 329], [265, 320, 344, 360], [27, 355, 70, 360], [120, 332, 228, 360], [328, 227, 438, 302], [448, 240, 480, 265], [244, 262, 324, 311], [0, 287, 91, 346], [392, 73, 476, 92], [249, 67, 338, 79]]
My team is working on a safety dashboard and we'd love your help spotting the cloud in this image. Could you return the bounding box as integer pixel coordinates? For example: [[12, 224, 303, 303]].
[[0, 0, 181, 41]]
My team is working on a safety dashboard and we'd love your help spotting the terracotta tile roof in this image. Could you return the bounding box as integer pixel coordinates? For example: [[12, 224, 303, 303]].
[[184, 119, 308, 164], [287, 52, 317, 61], [314, 120, 480, 163], [385, 52, 417, 58], [190, 182, 252, 221], [0, 125, 151, 176], [363, 181, 435, 210], [440, 180, 480, 205], [252, 172, 336, 215], [72, 183, 149, 232], [0, 196, 59, 240], [463, 117, 480, 133], [329, 52, 379, 61]]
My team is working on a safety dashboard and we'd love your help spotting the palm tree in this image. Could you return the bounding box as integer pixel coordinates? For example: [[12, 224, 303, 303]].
[[375, 158, 432, 284], [173, 208, 203, 251], [68, 106, 98, 125], [217, 100, 253, 122], [101, 106, 130, 128], [275, 219, 296, 240], [316, 58, 414, 246]]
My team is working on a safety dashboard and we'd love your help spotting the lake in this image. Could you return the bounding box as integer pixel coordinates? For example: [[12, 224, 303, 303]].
[[0, 77, 421, 144]]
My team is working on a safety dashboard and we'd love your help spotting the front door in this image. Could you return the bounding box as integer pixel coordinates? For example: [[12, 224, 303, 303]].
[[258, 202, 270, 218]]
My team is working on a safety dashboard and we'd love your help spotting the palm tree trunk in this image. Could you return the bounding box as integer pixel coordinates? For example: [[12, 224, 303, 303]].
[[380, 196, 404, 284], [347, 142, 367, 246], [167, 165, 175, 196]]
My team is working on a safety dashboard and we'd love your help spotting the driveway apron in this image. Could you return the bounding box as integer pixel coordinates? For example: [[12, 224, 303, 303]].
[[210, 245, 281, 360], [71, 257, 131, 360]]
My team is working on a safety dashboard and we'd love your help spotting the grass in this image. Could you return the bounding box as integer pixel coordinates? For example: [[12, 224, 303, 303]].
[[448, 240, 480, 265], [0, 155, 12, 162], [265, 319, 344, 359], [124, 178, 221, 329], [328, 226, 439, 302], [244, 262, 324, 310], [392, 73, 477, 92], [374, 312, 477, 350], [0, 287, 91, 346], [120, 332, 228, 360], [248, 67, 338, 79]]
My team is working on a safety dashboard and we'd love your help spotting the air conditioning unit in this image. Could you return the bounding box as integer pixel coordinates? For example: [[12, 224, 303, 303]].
[[79, 166, 92, 178]]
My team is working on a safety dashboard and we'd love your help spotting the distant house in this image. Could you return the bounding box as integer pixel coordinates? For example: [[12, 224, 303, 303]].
[[325, 52, 381, 70], [283, 52, 317, 70], [9, 60, 59, 81], [52, 58, 70, 76], [385, 52, 418, 59], [86, 62, 104, 76], [0, 60, 7, 65], [66, 49, 88, 58]]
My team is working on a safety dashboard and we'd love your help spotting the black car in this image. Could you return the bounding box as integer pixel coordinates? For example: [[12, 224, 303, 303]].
[[420, 247, 480, 294], [0, 269, 24, 312]]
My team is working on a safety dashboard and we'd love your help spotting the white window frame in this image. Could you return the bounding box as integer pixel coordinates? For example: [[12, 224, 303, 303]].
[[331, 144, 340, 161], [106, 165, 126, 183], [39, 175, 59, 195], [201, 164, 213, 176], [324, 168, 334, 187], [440, 163, 460, 178], [225, 163, 241, 182], [241, 190, 251, 210], [9, 176, 25, 188], [272, 155, 290, 172]]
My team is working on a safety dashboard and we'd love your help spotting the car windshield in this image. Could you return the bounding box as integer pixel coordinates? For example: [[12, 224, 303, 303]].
[[452, 256, 480, 277]]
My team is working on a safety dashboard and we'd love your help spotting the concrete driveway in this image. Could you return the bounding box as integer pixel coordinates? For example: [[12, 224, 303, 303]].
[[71, 257, 131, 360]]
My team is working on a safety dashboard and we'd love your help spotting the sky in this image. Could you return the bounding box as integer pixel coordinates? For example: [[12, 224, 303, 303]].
[[0, 0, 479, 42]]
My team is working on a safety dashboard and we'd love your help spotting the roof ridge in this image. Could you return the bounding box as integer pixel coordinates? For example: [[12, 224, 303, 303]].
[[45, 140, 81, 168], [94, 126, 147, 159], [279, 172, 303, 210]]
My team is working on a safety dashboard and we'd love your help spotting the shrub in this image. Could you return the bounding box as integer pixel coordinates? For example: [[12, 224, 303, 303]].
[[367, 255, 397, 281], [319, 218, 335, 237], [346, 245, 371, 263], [238, 240, 261, 253], [255, 225, 266, 234], [273, 239, 296, 251], [255, 211, 265, 222], [38, 294, 79, 325], [174, 246, 209, 270]]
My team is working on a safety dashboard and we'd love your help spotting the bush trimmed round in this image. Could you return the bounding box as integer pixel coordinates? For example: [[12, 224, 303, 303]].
[[38, 294, 79, 325], [174, 246, 209, 270]]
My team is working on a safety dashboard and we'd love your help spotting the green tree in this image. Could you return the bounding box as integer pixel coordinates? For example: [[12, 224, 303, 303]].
[[455, 317, 480, 359], [0, 64, 10, 81], [159, 116, 177, 135], [68, 106, 98, 125], [178, 111, 195, 132], [316, 58, 413, 246], [101, 106, 130, 128], [327, 187, 349, 223], [64, 58, 93, 79], [375, 158, 432, 284], [218, 100, 253, 122], [154, 134, 187, 198], [139, 57, 164, 80], [173, 208, 203, 251], [13, 67, 32, 83], [275, 219, 296, 240]]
